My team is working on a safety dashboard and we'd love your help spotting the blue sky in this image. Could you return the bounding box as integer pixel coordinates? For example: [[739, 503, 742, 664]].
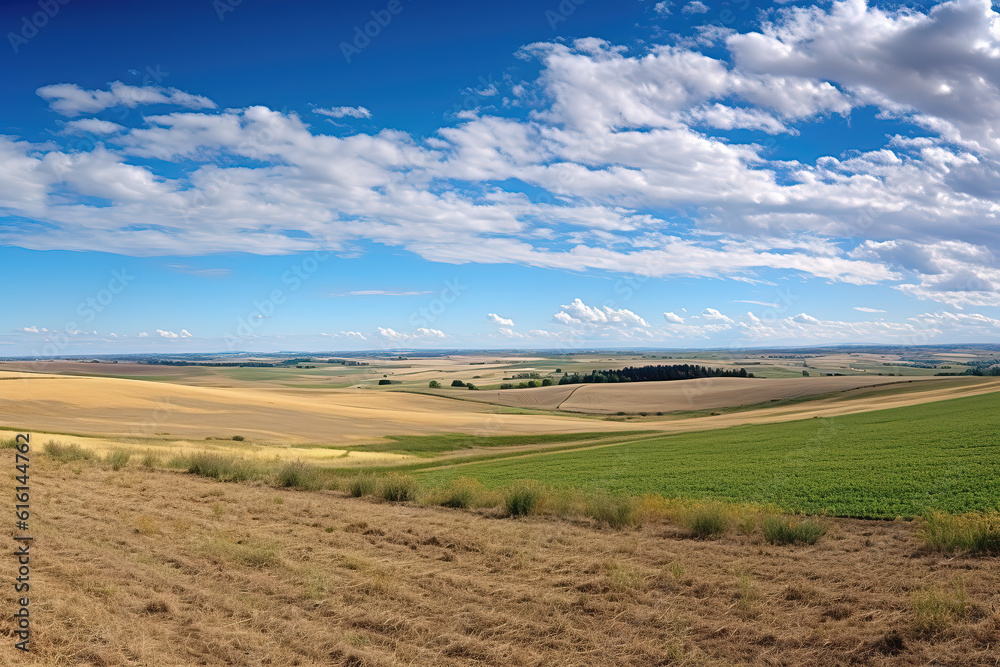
[[2, 0, 1000, 354]]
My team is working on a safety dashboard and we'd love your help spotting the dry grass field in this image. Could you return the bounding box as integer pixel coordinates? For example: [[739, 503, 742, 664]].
[[2, 455, 998, 666], [0, 372, 640, 444], [449, 376, 953, 413]]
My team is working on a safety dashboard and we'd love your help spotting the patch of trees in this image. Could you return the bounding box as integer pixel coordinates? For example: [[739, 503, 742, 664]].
[[558, 364, 753, 385], [142, 360, 275, 367]]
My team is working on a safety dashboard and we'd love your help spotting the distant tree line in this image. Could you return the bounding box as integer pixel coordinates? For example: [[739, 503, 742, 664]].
[[558, 364, 753, 384], [141, 360, 274, 367]]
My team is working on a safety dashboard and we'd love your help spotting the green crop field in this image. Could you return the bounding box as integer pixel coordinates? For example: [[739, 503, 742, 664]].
[[411, 391, 1000, 519]]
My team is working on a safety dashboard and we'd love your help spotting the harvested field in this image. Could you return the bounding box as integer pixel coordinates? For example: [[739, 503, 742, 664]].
[[0, 372, 637, 444], [4, 455, 999, 665], [449, 375, 952, 413]]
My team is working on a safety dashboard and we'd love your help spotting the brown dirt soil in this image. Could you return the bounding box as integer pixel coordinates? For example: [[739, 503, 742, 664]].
[[3, 457, 998, 666]]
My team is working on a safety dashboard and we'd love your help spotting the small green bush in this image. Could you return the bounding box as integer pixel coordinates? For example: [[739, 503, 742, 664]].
[[348, 474, 377, 497], [439, 478, 485, 509], [428, 380, 441, 388], [0, 438, 18, 449], [105, 449, 131, 471], [761, 515, 827, 545], [275, 460, 322, 490], [231, 435, 245, 441], [505, 483, 541, 517], [682, 503, 729, 538], [586, 492, 639, 529], [140, 452, 160, 469], [43, 440, 94, 463], [451, 380, 465, 387], [500, 383, 514, 389], [379, 474, 418, 502], [184, 452, 260, 482]]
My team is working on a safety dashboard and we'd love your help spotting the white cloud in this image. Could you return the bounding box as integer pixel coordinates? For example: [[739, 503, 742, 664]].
[[663, 311, 685, 324], [854, 306, 886, 313], [156, 329, 191, 338], [63, 119, 125, 135], [734, 300, 780, 308], [37, 82, 215, 117], [137, 332, 149, 337], [487, 313, 515, 327], [376, 327, 444, 341], [554, 298, 649, 327], [700, 308, 734, 323], [313, 106, 372, 119], [20, 326, 40, 333], [683, 1, 709, 15]]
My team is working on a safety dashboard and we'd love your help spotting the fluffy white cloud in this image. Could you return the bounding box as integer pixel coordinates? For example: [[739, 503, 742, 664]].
[[683, 1, 708, 14], [554, 298, 649, 327], [487, 313, 515, 327], [156, 329, 192, 338], [700, 308, 734, 323], [376, 327, 445, 341], [37, 82, 215, 117], [663, 311, 685, 324], [854, 306, 886, 313], [4, 2, 1000, 311]]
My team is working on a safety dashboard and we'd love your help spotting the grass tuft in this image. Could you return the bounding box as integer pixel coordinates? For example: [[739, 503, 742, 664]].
[[919, 511, 1000, 554], [378, 474, 418, 502], [347, 474, 377, 498], [437, 477, 488, 509], [43, 440, 94, 463], [912, 581, 967, 636], [105, 449, 131, 471], [505, 482, 542, 517], [681, 502, 729, 538], [275, 460, 323, 490], [586, 491, 639, 529], [179, 452, 262, 483], [761, 515, 828, 545]]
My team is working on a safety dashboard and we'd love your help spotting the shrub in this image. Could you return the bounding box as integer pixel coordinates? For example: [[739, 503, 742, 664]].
[[541, 378, 554, 386], [379, 474, 418, 502], [586, 491, 639, 529], [500, 383, 514, 389], [43, 440, 94, 463], [275, 460, 322, 490], [184, 452, 260, 482], [438, 478, 486, 509], [428, 380, 441, 388], [466, 383, 477, 390], [919, 511, 1000, 554], [451, 380, 466, 387], [682, 502, 729, 538], [0, 438, 18, 449], [231, 435, 245, 441], [140, 452, 160, 469], [761, 515, 828, 545], [348, 474, 376, 498], [505, 483, 542, 517], [105, 449, 131, 471]]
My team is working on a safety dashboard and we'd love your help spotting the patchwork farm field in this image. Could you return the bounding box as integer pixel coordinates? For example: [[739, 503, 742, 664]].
[[3, 350, 1000, 665], [409, 391, 1000, 518]]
